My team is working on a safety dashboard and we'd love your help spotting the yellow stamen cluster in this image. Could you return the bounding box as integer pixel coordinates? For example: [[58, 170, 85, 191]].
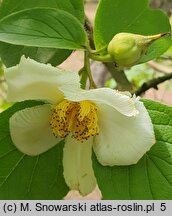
[[50, 100, 99, 141]]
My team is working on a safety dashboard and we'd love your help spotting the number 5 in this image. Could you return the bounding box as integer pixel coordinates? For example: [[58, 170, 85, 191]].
[[160, 203, 166, 211]]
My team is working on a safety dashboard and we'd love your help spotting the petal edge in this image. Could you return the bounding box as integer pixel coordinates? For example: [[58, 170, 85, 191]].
[[93, 101, 155, 166]]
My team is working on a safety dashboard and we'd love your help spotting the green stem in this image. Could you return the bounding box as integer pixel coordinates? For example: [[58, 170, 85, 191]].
[[89, 46, 107, 54], [79, 67, 88, 89], [89, 53, 113, 62], [84, 51, 97, 89]]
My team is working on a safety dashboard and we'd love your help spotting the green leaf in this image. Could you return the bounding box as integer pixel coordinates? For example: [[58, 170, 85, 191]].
[[94, 0, 171, 62], [0, 44, 71, 67], [0, 8, 87, 50], [93, 100, 172, 199], [0, 101, 68, 199], [0, 59, 4, 76], [0, 0, 84, 67], [0, 0, 84, 23]]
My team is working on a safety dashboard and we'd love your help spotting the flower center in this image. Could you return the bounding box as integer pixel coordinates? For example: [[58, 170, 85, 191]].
[[50, 100, 99, 141]]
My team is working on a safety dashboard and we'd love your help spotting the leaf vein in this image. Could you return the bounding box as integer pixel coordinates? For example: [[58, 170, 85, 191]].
[[148, 153, 172, 166], [148, 156, 172, 188], [0, 154, 25, 189], [156, 139, 172, 145], [27, 155, 40, 194], [53, 16, 76, 42], [126, 7, 146, 30], [145, 155, 154, 199], [48, 146, 62, 196], [128, 167, 132, 199], [0, 149, 16, 159]]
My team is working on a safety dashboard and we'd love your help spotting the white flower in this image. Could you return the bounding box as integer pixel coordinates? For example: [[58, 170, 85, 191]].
[[5, 56, 155, 195]]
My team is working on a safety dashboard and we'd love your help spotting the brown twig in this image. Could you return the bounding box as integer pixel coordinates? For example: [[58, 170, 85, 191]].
[[134, 72, 172, 96]]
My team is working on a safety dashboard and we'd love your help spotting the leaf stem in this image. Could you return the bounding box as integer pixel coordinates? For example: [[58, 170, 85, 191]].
[[84, 51, 97, 89], [79, 67, 88, 89], [89, 46, 107, 54], [89, 52, 113, 62]]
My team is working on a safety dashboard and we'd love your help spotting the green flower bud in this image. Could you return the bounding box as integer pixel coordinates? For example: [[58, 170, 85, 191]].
[[107, 32, 169, 68]]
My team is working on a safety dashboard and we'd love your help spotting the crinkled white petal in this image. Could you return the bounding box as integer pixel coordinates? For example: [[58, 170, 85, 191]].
[[10, 104, 61, 156], [5, 56, 80, 104], [63, 136, 97, 195], [93, 100, 155, 166], [60, 86, 138, 116]]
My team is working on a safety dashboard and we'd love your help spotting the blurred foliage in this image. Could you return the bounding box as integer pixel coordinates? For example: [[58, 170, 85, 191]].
[[125, 64, 155, 89], [105, 78, 117, 89], [158, 45, 172, 65]]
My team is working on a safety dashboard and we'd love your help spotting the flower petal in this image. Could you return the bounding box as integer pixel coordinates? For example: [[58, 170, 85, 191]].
[[10, 104, 61, 156], [93, 100, 155, 166], [60, 86, 138, 116], [63, 136, 97, 195], [5, 56, 80, 103]]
